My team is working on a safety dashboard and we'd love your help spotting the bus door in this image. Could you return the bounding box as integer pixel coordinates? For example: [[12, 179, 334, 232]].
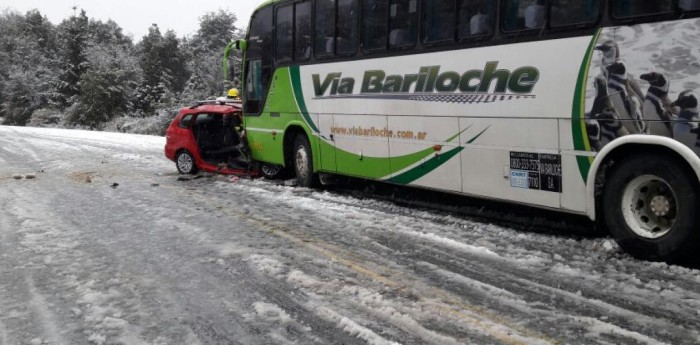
[[243, 7, 282, 164]]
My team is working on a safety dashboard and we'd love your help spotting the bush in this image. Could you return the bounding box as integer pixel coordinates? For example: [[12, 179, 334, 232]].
[[28, 108, 63, 127], [102, 107, 178, 136]]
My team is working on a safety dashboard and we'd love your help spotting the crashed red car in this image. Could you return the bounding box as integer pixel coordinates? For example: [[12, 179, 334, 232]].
[[164, 101, 258, 177]]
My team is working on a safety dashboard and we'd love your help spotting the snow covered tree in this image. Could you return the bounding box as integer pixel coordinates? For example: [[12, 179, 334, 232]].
[[56, 9, 89, 108], [134, 25, 189, 114], [0, 10, 59, 125], [184, 10, 244, 101], [66, 19, 138, 127]]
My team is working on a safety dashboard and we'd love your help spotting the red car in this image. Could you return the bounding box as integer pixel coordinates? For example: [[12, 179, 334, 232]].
[[164, 100, 259, 177]]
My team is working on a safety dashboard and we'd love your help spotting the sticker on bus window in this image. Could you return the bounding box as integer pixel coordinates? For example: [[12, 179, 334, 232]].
[[510, 152, 562, 193]]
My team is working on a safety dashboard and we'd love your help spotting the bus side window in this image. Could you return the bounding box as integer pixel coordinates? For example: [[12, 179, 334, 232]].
[[337, 0, 359, 56], [389, 0, 418, 49], [245, 7, 273, 115], [610, 0, 673, 18], [458, 0, 494, 39], [275, 4, 294, 62], [295, 1, 312, 61], [503, 0, 546, 32], [248, 7, 273, 57], [550, 0, 600, 28], [422, 0, 456, 45], [679, 0, 700, 11], [361, 0, 388, 52], [245, 60, 263, 114], [315, 0, 336, 58]]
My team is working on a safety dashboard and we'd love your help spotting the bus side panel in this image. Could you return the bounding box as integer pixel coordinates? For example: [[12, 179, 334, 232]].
[[459, 118, 561, 209], [560, 119, 590, 213], [387, 116, 462, 193], [247, 67, 299, 166], [246, 114, 286, 165], [295, 36, 591, 210], [317, 114, 337, 172], [332, 115, 391, 178]]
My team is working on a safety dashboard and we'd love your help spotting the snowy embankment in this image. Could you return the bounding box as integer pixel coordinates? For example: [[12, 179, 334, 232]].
[[0, 125, 699, 345]]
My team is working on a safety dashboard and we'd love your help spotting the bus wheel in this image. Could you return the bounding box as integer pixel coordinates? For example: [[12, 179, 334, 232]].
[[293, 135, 318, 188], [602, 154, 700, 261], [261, 163, 284, 180]]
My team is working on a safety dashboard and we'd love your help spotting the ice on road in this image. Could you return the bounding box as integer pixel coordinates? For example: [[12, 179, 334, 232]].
[[0, 126, 699, 345]]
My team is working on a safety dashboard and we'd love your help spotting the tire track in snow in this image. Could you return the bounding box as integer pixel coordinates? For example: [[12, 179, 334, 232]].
[[366, 226, 697, 344], [25, 275, 69, 345], [209, 179, 699, 344], [54, 173, 369, 345], [180, 183, 558, 345]]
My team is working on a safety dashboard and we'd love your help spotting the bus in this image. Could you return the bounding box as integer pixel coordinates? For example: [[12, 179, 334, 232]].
[[233, 0, 700, 261]]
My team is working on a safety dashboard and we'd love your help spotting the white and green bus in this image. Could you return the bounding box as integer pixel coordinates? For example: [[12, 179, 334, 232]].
[[234, 0, 700, 261]]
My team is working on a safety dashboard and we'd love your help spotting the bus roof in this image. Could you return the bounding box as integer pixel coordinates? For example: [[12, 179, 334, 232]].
[[253, 0, 283, 14]]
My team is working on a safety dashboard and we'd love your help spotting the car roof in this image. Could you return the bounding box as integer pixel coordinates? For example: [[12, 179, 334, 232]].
[[179, 103, 242, 116]]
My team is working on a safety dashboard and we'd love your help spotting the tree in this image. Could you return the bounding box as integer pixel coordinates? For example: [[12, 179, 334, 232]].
[[56, 9, 89, 108], [0, 10, 59, 125], [184, 10, 244, 100], [134, 25, 189, 113], [66, 21, 138, 127]]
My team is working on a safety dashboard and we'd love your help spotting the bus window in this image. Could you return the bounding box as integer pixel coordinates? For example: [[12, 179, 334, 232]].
[[503, 0, 546, 32], [458, 0, 494, 39], [550, 0, 600, 28], [337, 0, 359, 56], [422, 0, 456, 45], [245, 7, 273, 115], [362, 0, 388, 52], [610, 0, 673, 18], [295, 1, 312, 61], [389, 0, 418, 49], [245, 60, 263, 114], [679, 0, 700, 11], [248, 7, 273, 57], [276, 4, 294, 62], [315, 0, 336, 57]]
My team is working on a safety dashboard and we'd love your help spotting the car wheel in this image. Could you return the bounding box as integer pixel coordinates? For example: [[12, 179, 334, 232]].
[[602, 154, 700, 261], [176, 150, 198, 175], [261, 163, 284, 179], [293, 135, 318, 188]]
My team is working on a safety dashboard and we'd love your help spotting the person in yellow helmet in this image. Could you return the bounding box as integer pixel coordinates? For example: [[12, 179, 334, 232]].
[[226, 88, 240, 100]]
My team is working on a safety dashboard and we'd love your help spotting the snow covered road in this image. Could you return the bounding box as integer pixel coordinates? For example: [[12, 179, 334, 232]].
[[0, 126, 699, 345]]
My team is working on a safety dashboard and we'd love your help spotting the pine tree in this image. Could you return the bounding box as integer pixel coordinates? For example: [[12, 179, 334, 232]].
[[0, 10, 59, 125], [66, 18, 138, 127], [135, 25, 190, 113], [184, 10, 243, 100], [56, 9, 89, 108]]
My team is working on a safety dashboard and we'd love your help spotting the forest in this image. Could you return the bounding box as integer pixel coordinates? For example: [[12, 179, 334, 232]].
[[0, 8, 244, 134]]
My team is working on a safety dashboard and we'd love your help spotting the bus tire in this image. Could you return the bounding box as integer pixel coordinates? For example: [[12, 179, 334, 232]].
[[602, 154, 700, 262], [293, 135, 318, 188], [261, 163, 285, 180]]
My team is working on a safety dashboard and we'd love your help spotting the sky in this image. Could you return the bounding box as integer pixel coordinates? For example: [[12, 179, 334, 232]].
[[0, 0, 262, 40]]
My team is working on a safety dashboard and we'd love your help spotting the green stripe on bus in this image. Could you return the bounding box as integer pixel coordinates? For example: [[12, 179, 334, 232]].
[[289, 66, 319, 133], [387, 126, 488, 185], [571, 29, 601, 183], [388, 147, 463, 185]]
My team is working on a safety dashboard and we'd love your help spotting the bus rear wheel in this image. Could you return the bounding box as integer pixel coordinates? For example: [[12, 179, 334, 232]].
[[293, 135, 318, 188], [602, 154, 700, 262]]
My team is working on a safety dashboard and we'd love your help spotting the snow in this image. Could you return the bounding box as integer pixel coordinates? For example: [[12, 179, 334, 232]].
[[1, 125, 699, 344]]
